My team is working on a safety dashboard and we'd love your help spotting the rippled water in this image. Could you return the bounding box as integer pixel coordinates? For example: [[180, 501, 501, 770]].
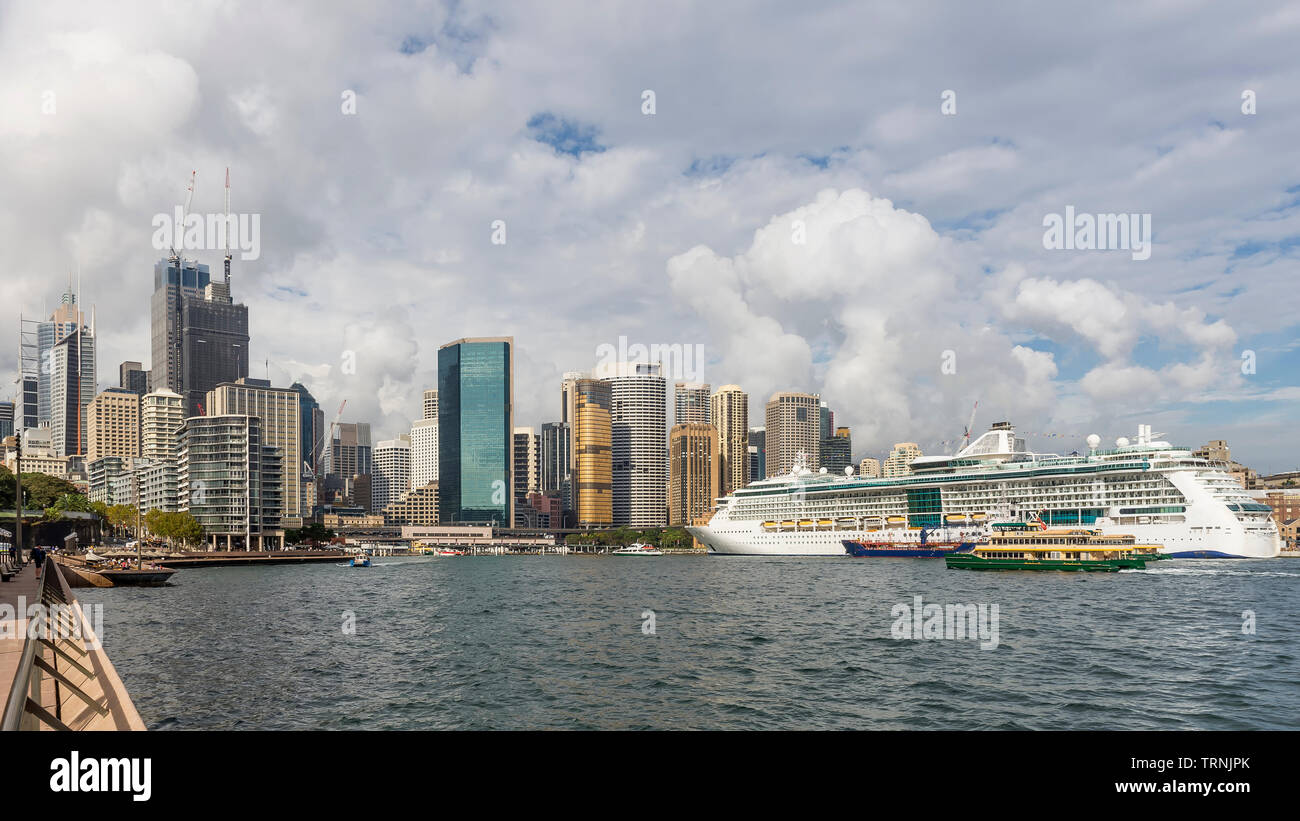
[[77, 556, 1300, 730]]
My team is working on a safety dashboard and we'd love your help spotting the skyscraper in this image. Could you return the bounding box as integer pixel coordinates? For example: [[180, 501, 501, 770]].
[[0, 401, 13, 440], [882, 442, 923, 477], [207, 378, 303, 524], [571, 377, 612, 528], [822, 426, 852, 474], [372, 435, 412, 513], [748, 427, 766, 484], [290, 382, 324, 478], [600, 361, 667, 527], [49, 326, 95, 457], [86, 388, 140, 462], [326, 421, 373, 506], [438, 337, 513, 526], [674, 382, 711, 425], [422, 389, 438, 421], [711, 385, 749, 496], [140, 388, 185, 513], [765, 392, 820, 477], [668, 422, 720, 526], [150, 258, 249, 416], [858, 457, 881, 478], [37, 282, 82, 426], [540, 421, 572, 511], [179, 414, 282, 550]]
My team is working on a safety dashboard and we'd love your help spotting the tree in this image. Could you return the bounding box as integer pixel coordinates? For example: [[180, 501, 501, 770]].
[[43, 492, 96, 522], [0, 467, 82, 511]]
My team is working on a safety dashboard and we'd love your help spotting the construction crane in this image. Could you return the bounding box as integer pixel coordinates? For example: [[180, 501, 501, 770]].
[[960, 399, 979, 452], [223, 167, 232, 286], [169, 171, 197, 262]]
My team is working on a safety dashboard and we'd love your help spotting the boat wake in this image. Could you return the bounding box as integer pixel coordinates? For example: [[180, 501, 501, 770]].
[[1122, 567, 1300, 577]]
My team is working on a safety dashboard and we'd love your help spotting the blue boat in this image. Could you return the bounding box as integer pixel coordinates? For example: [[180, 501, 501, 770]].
[[348, 556, 372, 568], [842, 527, 978, 558]]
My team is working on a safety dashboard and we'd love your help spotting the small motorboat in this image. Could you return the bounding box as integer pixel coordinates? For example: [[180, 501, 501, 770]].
[[611, 542, 662, 556], [348, 556, 372, 568]]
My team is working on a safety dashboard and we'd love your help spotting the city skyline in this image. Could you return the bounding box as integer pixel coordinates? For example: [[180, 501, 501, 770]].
[[2, 3, 1299, 473]]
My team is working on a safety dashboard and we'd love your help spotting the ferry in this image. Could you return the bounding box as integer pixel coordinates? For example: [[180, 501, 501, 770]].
[[945, 527, 1167, 572], [687, 422, 1281, 558], [348, 556, 371, 568]]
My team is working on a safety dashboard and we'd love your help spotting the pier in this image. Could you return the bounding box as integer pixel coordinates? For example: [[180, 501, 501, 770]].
[[0, 555, 145, 731]]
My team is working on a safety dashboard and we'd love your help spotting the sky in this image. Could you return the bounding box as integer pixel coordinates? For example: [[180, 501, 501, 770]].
[[2, 0, 1298, 472]]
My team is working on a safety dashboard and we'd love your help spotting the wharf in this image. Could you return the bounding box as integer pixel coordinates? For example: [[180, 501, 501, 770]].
[[153, 549, 349, 568]]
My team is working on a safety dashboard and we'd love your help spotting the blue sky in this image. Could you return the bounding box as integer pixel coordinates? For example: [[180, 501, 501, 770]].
[[1, 0, 1297, 471]]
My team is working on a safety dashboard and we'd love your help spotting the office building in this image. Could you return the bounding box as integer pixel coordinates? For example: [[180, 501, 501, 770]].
[[669, 423, 721, 526], [765, 392, 820, 477], [422, 389, 438, 421], [748, 427, 765, 484], [382, 482, 440, 527], [49, 326, 96, 457], [438, 337, 513, 526], [86, 388, 140, 462], [711, 385, 748, 496], [540, 421, 572, 513], [571, 377, 613, 528], [373, 435, 412, 514], [822, 426, 853, 474], [119, 361, 150, 396], [512, 427, 540, 526], [0, 401, 12, 440], [37, 283, 83, 426], [291, 382, 325, 479], [600, 361, 666, 527], [674, 382, 711, 425]]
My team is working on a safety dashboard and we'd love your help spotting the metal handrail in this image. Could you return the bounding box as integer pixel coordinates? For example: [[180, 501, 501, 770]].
[[0, 558, 146, 731]]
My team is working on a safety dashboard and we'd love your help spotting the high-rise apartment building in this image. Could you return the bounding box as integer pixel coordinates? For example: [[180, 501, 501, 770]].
[[512, 426, 540, 499], [882, 442, 923, 477], [179, 414, 283, 549], [422, 389, 438, 422], [765, 392, 820, 477], [711, 385, 748, 496], [438, 338, 513, 526], [674, 383, 711, 425], [139, 388, 185, 513], [207, 378, 303, 524], [600, 362, 667, 527], [858, 457, 881, 478], [86, 388, 140, 462], [372, 435, 412, 514], [668, 423, 721, 526], [571, 377, 612, 528]]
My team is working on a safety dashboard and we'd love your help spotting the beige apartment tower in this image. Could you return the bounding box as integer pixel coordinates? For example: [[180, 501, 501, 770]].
[[206, 377, 303, 523], [711, 385, 749, 496], [764, 391, 820, 477], [669, 423, 721, 526], [86, 388, 140, 462]]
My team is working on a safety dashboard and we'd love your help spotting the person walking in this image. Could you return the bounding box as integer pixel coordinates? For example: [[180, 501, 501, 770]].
[[31, 544, 46, 579]]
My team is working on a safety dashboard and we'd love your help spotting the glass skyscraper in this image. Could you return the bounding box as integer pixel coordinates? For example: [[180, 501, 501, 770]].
[[438, 337, 513, 526]]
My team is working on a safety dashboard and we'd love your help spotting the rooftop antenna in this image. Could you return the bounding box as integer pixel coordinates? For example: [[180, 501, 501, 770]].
[[223, 167, 231, 286]]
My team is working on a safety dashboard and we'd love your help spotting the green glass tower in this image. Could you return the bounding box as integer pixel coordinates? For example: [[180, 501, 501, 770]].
[[437, 337, 514, 526]]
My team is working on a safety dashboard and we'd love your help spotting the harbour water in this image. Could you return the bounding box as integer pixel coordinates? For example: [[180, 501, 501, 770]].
[[79, 556, 1300, 730]]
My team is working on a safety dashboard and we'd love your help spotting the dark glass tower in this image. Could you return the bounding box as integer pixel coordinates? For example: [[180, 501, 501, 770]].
[[438, 338, 513, 526]]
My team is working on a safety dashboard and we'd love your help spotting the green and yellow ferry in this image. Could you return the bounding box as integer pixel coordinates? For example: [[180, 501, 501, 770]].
[[945, 525, 1169, 572]]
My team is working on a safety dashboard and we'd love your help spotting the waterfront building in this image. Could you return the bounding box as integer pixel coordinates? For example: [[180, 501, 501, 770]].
[[882, 442, 923, 478], [669, 422, 721, 526], [711, 385, 749, 496], [519, 491, 563, 529], [372, 435, 412, 514], [599, 361, 667, 527], [88, 456, 131, 505], [674, 382, 712, 425], [765, 392, 820, 477], [119, 361, 150, 396], [178, 414, 283, 549], [748, 427, 765, 484], [571, 377, 613, 528], [49, 326, 96, 457], [858, 457, 881, 478], [86, 388, 140, 462], [438, 337, 513, 526], [207, 378, 303, 525], [382, 482, 439, 526]]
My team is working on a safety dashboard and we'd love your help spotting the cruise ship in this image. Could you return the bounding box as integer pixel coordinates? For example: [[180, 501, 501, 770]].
[[687, 422, 1281, 558]]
